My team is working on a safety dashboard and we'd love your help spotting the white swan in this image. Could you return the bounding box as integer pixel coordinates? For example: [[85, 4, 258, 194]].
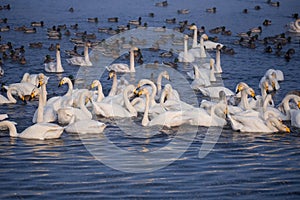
[[44, 43, 65, 73], [228, 115, 290, 133], [137, 88, 188, 128], [156, 70, 171, 98], [66, 41, 92, 66], [0, 87, 24, 104], [259, 69, 283, 92], [215, 45, 222, 73], [160, 84, 193, 112], [21, 72, 49, 87], [3, 82, 38, 97], [199, 86, 234, 98], [189, 64, 211, 89], [64, 115, 106, 134], [0, 120, 64, 140], [269, 94, 300, 121], [183, 100, 227, 127], [178, 35, 195, 63], [91, 84, 137, 118], [57, 90, 93, 125], [106, 47, 138, 72], [287, 18, 300, 33], [31, 75, 57, 123]]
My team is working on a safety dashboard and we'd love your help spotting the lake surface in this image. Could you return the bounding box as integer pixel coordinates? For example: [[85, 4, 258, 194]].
[[0, 0, 300, 199]]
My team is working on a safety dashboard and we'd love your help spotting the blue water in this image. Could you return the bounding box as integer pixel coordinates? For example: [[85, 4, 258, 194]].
[[1, 0, 300, 199]]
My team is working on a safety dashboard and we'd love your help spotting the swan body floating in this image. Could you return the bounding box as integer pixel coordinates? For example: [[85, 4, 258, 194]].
[[138, 88, 188, 128], [0, 120, 64, 140], [106, 47, 139, 73], [66, 42, 92, 66], [65, 116, 106, 134], [228, 115, 290, 133], [287, 19, 300, 33], [199, 86, 234, 98], [44, 44, 64, 73], [183, 101, 227, 127], [290, 109, 300, 128]]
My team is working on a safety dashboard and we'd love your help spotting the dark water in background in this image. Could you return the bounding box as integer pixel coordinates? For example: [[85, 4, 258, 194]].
[[0, 0, 300, 199]]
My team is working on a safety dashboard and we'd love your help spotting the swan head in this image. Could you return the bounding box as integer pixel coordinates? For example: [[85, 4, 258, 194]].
[[90, 80, 100, 89], [209, 59, 215, 69], [58, 77, 69, 87], [189, 24, 197, 30], [108, 70, 116, 80], [56, 43, 61, 51], [247, 88, 256, 100], [161, 70, 170, 81], [201, 34, 208, 40], [30, 87, 40, 99], [235, 82, 249, 94]]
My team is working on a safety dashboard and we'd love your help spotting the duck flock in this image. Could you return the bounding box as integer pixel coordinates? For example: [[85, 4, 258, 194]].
[[0, 1, 299, 140]]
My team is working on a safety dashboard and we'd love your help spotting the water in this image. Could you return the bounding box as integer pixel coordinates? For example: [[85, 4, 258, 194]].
[[1, 0, 300, 199]]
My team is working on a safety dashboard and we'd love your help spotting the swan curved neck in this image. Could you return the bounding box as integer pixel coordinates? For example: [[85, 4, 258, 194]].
[[123, 85, 137, 115], [95, 81, 104, 102], [142, 92, 150, 126], [66, 78, 73, 96], [282, 94, 300, 116], [143, 80, 157, 106], [265, 117, 280, 132], [108, 73, 117, 96], [0, 121, 18, 137], [7, 88, 17, 103], [240, 89, 251, 110], [79, 92, 92, 118]]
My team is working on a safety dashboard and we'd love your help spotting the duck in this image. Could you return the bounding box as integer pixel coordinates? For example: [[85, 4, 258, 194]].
[[0, 120, 64, 140], [0, 25, 10, 32], [44, 43, 64, 73], [24, 27, 36, 34], [106, 47, 139, 73], [250, 26, 262, 33], [263, 19, 272, 26], [31, 21, 44, 27], [66, 41, 92, 66], [177, 9, 190, 14], [267, 0, 280, 7], [165, 18, 176, 24], [177, 35, 195, 62], [155, 1, 168, 7], [129, 17, 142, 26], [108, 17, 118, 22], [87, 17, 98, 23], [206, 7, 216, 13]]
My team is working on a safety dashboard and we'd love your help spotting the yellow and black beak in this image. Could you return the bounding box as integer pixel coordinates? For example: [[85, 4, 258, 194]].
[[250, 91, 257, 100], [285, 126, 291, 133], [298, 101, 300, 109]]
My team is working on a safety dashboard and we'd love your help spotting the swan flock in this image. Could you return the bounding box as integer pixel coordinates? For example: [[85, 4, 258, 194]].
[[0, 24, 299, 140]]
